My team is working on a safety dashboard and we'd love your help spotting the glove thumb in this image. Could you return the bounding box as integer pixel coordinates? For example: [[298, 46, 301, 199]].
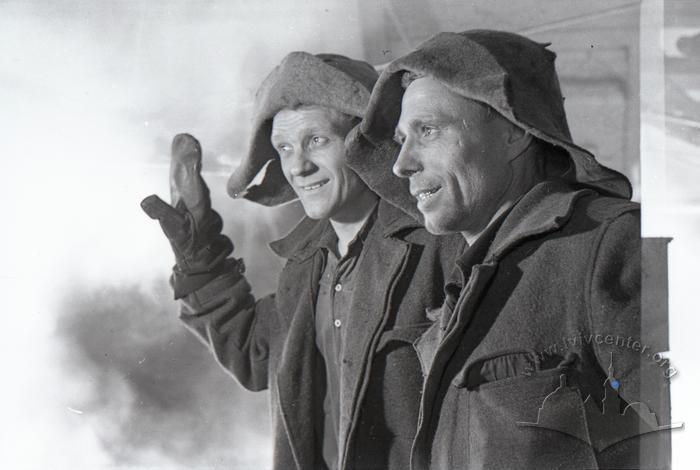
[[141, 194, 191, 242]]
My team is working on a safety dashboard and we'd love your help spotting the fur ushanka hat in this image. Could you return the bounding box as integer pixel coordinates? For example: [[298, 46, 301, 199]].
[[348, 29, 632, 218], [227, 52, 379, 205]]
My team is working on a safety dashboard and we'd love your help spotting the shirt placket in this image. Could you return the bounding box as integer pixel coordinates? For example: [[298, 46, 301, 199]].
[[329, 259, 348, 361]]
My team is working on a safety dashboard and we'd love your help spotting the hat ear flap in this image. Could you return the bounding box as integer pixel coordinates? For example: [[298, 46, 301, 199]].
[[242, 158, 298, 206], [362, 72, 406, 144], [345, 125, 423, 223], [227, 120, 275, 198]]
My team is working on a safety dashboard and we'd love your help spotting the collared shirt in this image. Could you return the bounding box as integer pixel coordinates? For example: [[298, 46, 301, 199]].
[[314, 205, 378, 470]]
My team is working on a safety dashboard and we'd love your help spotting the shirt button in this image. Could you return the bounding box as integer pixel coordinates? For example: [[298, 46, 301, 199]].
[[334, 283, 342, 292], [334, 319, 342, 328]]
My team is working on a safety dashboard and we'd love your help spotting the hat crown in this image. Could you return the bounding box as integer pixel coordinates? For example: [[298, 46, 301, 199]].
[[356, 29, 632, 203], [315, 53, 379, 94]]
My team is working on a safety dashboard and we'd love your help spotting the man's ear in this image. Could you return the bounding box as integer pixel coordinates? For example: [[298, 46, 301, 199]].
[[505, 125, 533, 162]]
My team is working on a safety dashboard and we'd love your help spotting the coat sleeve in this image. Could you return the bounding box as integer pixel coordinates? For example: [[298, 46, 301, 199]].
[[587, 208, 671, 467], [177, 260, 275, 392], [587, 210, 645, 400]]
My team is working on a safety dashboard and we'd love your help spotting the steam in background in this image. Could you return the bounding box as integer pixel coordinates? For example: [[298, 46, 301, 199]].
[[0, 1, 362, 468], [56, 281, 272, 468]]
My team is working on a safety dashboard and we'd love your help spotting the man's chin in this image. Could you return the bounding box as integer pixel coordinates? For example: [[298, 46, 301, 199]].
[[423, 212, 459, 236], [302, 208, 329, 220], [300, 201, 332, 221]]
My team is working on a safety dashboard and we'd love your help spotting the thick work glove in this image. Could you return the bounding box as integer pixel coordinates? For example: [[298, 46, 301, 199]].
[[141, 134, 242, 299]]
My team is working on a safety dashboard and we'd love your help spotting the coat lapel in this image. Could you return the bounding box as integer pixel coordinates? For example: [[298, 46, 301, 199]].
[[275, 251, 324, 469], [487, 181, 595, 262], [436, 179, 595, 351]]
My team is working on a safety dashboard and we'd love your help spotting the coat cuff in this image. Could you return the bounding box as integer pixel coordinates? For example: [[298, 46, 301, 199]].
[[171, 257, 245, 300]]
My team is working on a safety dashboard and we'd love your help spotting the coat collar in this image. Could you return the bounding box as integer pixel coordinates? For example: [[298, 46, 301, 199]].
[[268, 198, 423, 261], [446, 179, 594, 290], [486, 178, 596, 262]]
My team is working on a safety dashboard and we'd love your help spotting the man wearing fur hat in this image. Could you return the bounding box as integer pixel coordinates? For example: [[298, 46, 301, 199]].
[[352, 30, 670, 469], [142, 52, 463, 470]]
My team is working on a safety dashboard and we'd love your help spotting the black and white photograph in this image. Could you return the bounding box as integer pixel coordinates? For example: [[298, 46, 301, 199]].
[[2, 1, 698, 468]]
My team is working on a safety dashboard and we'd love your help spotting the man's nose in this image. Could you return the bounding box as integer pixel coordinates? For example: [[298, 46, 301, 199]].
[[289, 150, 315, 177], [393, 139, 422, 178]]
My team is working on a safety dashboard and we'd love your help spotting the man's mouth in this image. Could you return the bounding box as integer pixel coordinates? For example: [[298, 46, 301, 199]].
[[413, 187, 441, 202], [300, 179, 329, 192]]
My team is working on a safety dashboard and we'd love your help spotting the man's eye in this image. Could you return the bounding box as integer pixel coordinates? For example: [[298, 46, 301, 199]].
[[311, 136, 329, 146], [276, 144, 292, 154], [421, 126, 438, 137]]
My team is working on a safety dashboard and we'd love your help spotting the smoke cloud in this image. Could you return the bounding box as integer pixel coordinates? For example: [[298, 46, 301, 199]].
[[57, 281, 272, 468]]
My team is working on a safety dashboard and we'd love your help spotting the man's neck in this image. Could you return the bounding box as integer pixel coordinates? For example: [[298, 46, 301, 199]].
[[329, 191, 379, 257], [461, 201, 514, 246]]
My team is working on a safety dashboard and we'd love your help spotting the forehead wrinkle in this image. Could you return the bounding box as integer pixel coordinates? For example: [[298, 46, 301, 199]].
[[399, 97, 465, 126], [272, 122, 330, 136], [402, 82, 473, 127], [397, 107, 465, 136], [272, 106, 352, 142], [272, 122, 331, 144]]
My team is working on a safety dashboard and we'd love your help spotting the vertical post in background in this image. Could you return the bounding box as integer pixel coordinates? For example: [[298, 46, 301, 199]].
[[640, 2, 672, 469], [640, 1, 666, 228]]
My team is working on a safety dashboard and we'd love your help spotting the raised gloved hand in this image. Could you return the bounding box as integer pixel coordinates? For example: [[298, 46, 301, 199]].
[[141, 134, 242, 299]]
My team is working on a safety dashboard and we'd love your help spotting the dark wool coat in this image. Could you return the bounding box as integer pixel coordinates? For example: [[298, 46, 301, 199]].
[[411, 179, 670, 470], [180, 199, 465, 470]]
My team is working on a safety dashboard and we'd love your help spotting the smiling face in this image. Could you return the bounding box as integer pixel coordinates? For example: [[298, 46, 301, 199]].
[[271, 105, 373, 221], [393, 76, 521, 236]]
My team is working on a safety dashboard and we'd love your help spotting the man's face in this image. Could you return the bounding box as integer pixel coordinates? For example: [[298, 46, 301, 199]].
[[272, 105, 370, 221], [393, 76, 518, 235]]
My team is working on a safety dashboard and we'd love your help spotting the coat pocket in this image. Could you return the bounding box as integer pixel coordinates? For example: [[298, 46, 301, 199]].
[[453, 349, 541, 390], [451, 352, 598, 469]]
